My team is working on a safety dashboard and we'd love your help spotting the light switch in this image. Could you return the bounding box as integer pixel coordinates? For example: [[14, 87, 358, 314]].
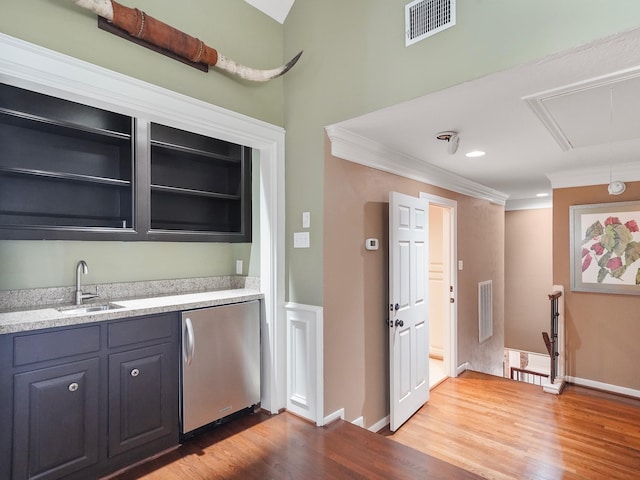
[[294, 231, 310, 248], [302, 211, 310, 229], [458, 260, 464, 271]]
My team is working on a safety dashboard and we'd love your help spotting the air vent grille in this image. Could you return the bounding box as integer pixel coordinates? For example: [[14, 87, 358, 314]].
[[405, 0, 456, 46]]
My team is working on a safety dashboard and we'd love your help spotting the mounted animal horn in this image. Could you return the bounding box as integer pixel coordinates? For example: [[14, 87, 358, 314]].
[[72, 0, 302, 81]]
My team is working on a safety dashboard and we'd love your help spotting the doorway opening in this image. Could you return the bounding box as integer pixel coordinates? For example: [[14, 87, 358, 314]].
[[421, 194, 457, 387]]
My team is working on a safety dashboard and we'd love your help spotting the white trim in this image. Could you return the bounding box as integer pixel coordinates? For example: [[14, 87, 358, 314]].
[[567, 376, 640, 399], [547, 161, 640, 189], [323, 408, 345, 426], [368, 416, 390, 433], [351, 416, 364, 428], [421, 194, 458, 379], [505, 197, 553, 211], [284, 302, 324, 426], [523, 66, 640, 152], [456, 362, 470, 375], [325, 125, 509, 205], [0, 33, 286, 413]]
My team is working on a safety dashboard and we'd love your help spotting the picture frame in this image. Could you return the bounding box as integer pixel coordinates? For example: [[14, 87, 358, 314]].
[[570, 200, 640, 295]]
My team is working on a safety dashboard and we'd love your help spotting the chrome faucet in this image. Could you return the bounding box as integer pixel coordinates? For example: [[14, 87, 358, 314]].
[[75, 260, 99, 305]]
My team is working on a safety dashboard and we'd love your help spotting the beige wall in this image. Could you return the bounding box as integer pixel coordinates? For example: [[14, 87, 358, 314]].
[[505, 208, 553, 354], [324, 144, 504, 427], [553, 182, 640, 390]]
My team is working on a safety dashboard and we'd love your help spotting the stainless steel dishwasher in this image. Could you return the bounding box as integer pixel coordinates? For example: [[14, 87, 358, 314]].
[[180, 300, 260, 436]]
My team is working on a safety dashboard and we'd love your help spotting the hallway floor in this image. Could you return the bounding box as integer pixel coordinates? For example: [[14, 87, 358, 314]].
[[385, 370, 640, 479]]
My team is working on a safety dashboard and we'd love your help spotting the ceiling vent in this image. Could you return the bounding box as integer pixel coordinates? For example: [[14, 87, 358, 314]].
[[405, 0, 456, 46]]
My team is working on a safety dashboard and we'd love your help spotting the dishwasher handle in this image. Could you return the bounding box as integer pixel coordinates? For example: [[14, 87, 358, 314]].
[[183, 317, 195, 366]]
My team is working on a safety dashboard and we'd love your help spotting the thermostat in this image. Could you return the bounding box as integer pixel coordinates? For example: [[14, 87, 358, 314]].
[[365, 238, 379, 250]]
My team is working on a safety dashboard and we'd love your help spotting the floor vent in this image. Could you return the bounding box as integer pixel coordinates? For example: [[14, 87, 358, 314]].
[[405, 0, 456, 46], [478, 280, 493, 343]]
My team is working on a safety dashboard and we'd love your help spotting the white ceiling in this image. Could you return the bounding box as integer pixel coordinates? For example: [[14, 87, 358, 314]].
[[332, 28, 640, 209], [242, 3, 640, 208], [243, 0, 295, 24]]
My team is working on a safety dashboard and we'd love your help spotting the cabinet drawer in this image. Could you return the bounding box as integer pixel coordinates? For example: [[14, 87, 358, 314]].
[[13, 325, 101, 367], [108, 313, 175, 348]]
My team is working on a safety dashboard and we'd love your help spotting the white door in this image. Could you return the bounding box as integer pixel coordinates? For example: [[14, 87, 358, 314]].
[[389, 191, 430, 432]]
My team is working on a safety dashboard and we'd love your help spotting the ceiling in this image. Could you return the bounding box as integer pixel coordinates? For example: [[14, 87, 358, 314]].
[[243, 0, 295, 24], [242, 2, 640, 208], [331, 28, 640, 209]]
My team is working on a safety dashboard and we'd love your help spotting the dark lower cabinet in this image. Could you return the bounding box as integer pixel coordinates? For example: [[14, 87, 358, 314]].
[[108, 342, 175, 457], [12, 358, 100, 480], [1, 313, 179, 480]]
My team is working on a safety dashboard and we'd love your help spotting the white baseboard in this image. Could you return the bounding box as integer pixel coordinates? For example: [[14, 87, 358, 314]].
[[542, 379, 565, 395], [456, 362, 470, 375], [567, 376, 640, 399], [368, 416, 389, 433], [429, 347, 444, 359], [351, 416, 364, 428], [323, 408, 345, 425]]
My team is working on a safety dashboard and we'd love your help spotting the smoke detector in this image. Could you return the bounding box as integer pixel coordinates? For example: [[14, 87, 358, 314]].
[[436, 131, 460, 154], [608, 180, 626, 195]]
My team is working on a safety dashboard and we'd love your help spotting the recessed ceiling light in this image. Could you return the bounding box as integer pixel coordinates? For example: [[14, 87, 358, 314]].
[[465, 150, 486, 158], [536, 193, 549, 198]]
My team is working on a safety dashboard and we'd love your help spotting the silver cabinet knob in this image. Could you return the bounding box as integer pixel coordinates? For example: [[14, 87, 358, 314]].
[[131, 368, 140, 377], [68, 382, 79, 392]]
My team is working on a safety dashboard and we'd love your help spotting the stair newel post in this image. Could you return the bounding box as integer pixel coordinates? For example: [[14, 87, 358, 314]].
[[542, 286, 565, 395]]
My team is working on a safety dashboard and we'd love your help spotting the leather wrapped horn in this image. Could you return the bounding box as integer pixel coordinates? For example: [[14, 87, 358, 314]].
[[73, 0, 302, 81]]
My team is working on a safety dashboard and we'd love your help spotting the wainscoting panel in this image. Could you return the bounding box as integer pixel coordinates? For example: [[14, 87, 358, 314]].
[[284, 303, 324, 425]]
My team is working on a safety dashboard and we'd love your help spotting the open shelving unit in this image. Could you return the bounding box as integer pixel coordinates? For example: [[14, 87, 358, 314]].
[[0, 83, 134, 236], [148, 123, 250, 238], [0, 82, 252, 242]]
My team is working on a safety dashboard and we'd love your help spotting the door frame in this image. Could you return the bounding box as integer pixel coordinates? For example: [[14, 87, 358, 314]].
[[420, 193, 458, 379]]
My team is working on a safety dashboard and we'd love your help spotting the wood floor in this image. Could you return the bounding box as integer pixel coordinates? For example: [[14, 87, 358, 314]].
[[112, 410, 479, 479], [384, 371, 640, 480], [112, 371, 640, 479]]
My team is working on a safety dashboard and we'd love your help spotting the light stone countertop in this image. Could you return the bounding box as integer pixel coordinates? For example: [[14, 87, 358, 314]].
[[0, 288, 263, 334]]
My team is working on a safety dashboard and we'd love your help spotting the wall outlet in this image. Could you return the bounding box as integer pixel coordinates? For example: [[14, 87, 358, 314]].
[[236, 260, 243, 275]]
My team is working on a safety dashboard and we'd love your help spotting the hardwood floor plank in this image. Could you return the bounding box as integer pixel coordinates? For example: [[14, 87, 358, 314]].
[[112, 411, 481, 479], [112, 371, 640, 479], [384, 371, 640, 480]]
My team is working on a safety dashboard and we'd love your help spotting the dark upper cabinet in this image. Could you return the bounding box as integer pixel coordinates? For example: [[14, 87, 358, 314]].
[[147, 123, 252, 242], [0, 83, 134, 238], [0, 82, 252, 242]]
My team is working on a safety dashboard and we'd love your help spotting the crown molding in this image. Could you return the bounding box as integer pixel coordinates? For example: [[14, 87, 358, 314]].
[[325, 125, 509, 205], [546, 161, 640, 189], [0, 33, 284, 149]]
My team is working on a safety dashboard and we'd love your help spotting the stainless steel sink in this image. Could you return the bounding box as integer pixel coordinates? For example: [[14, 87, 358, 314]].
[[57, 303, 125, 315]]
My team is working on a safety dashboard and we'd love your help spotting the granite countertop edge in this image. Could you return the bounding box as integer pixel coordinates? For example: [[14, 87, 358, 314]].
[[0, 289, 264, 335]]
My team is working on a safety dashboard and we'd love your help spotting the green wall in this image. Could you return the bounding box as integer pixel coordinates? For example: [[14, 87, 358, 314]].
[[283, 0, 640, 305], [4, 0, 640, 297], [0, 0, 279, 290]]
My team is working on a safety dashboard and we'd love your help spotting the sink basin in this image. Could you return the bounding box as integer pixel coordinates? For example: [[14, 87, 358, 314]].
[[57, 303, 125, 315]]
